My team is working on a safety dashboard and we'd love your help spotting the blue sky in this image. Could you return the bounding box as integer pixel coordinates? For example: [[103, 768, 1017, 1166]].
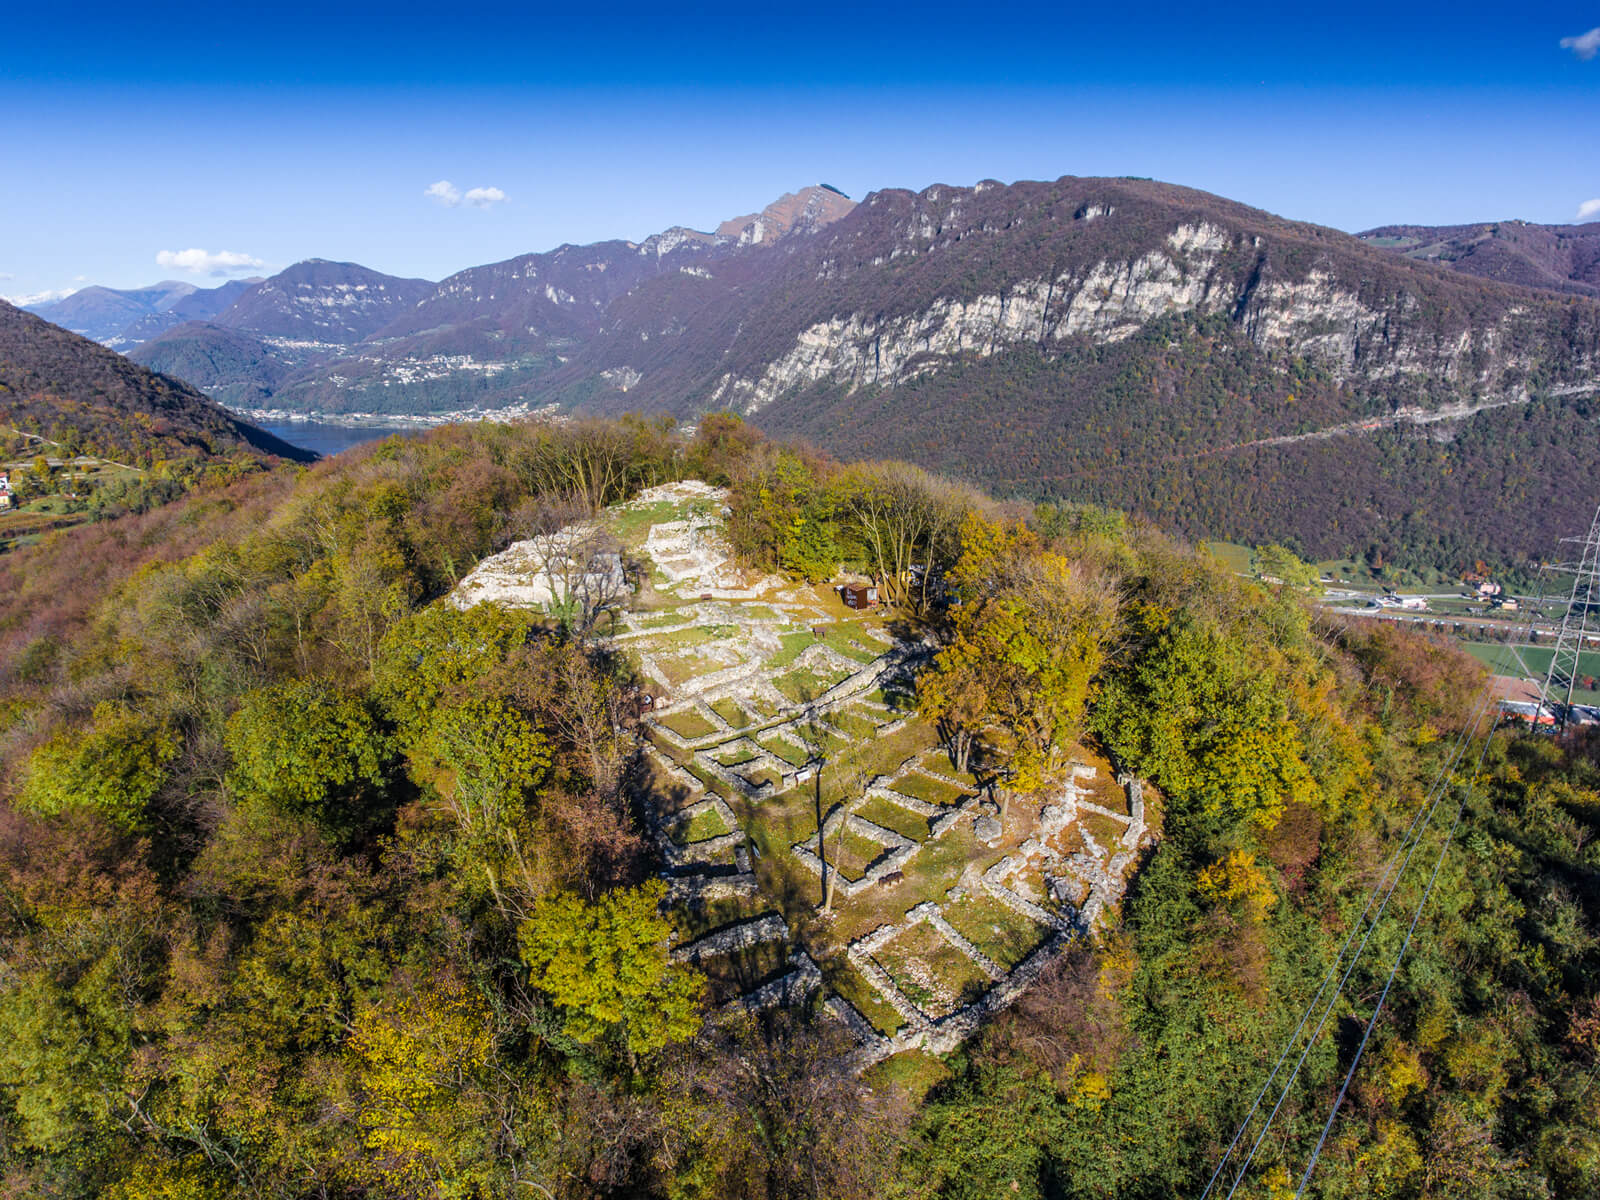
[[3, 1, 1598, 300]]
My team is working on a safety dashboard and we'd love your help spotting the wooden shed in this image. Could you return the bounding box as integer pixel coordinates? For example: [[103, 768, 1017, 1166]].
[[839, 582, 878, 610]]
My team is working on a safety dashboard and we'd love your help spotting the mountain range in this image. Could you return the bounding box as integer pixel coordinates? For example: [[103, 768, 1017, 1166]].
[[25, 179, 1600, 568], [26, 278, 262, 348]]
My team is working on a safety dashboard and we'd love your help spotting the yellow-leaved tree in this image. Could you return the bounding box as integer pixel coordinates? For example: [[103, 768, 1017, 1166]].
[[919, 513, 1118, 797], [348, 974, 496, 1195], [518, 879, 703, 1061]]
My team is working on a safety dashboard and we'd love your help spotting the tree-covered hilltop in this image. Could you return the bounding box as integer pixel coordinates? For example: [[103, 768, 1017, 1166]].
[[0, 416, 1595, 1198], [0, 301, 312, 468]]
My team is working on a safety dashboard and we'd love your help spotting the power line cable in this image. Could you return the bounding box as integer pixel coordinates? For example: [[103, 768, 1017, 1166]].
[[1293, 729, 1494, 1197], [1199, 694, 1486, 1199], [1206, 576, 1543, 1198], [1215, 695, 1491, 1200]]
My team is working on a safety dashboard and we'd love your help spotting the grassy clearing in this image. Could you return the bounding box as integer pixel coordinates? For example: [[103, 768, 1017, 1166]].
[[892, 772, 969, 807], [827, 822, 991, 947], [645, 728, 693, 767], [1078, 767, 1128, 816], [685, 762, 734, 801], [941, 892, 1051, 971], [817, 622, 884, 664], [1460, 639, 1600, 686], [636, 610, 690, 630], [713, 743, 758, 768], [653, 654, 705, 686], [829, 827, 893, 880], [827, 707, 880, 741], [671, 806, 732, 845], [759, 737, 812, 768], [709, 698, 752, 729], [605, 499, 680, 545], [798, 719, 940, 813], [658, 709, 718, 740], [863, 1050, 952, 1103], [874, 923, 990, 1017], [827, 962, 905, 1038], [913, 750, 981, 790], [795, 723, 855, 758], [648, 625, 734, 651], [745, 694, 781, 720], [855, 796, 932, 843], [741, 790, 821, 870], [1080, 809, 1129, 850], [865, 684, 915, 713], [774, 666, 853, 704], [768, 628, 821, 671]]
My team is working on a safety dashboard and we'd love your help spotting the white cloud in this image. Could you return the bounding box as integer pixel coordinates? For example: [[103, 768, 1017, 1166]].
[[425, 179, 462, 206], [424, 180, 508, 209], [462, 186, 508, 209], [1562, 26, 1600, 59], [155, 248, 265, 276], [1578, 198, 1600, 221]]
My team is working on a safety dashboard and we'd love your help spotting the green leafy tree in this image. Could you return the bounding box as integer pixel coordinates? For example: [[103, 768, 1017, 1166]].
[[0, 974, 111, 1152], [518, 880, 703, 1058], [1095, 615, 1319, 833], [1252, 543, 1322, 593], [224, 678, 393, 833], [419, 696, 551, 837], [18, 703, 179, 830], [372, 602, 536, 742]]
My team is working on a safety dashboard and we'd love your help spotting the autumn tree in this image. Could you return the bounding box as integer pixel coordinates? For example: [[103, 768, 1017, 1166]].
[[920, 514, 1119, 798], [518, 880, 703, 1060], [347, 973, 499, 1192]]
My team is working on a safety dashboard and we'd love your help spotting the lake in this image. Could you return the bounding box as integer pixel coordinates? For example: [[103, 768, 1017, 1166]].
[[253, 419, 429, 459]]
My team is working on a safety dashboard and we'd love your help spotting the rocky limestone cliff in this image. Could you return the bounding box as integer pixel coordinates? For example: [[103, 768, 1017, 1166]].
[[701, 202, 1595, 418]]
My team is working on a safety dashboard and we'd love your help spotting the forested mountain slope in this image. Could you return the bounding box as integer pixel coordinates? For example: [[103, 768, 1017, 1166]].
[[0, 301, 313, 466], [1360, 219, 1600, 298], [0, 418, 1595, 1197], [129, 186, 857, 412]]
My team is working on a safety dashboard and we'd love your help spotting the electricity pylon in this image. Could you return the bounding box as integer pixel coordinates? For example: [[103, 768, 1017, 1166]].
[[1536, 504, 1600, 731]]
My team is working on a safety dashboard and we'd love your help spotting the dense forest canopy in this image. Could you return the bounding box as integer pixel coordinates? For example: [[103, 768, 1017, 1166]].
[[0, 415, 1595, 1198]]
